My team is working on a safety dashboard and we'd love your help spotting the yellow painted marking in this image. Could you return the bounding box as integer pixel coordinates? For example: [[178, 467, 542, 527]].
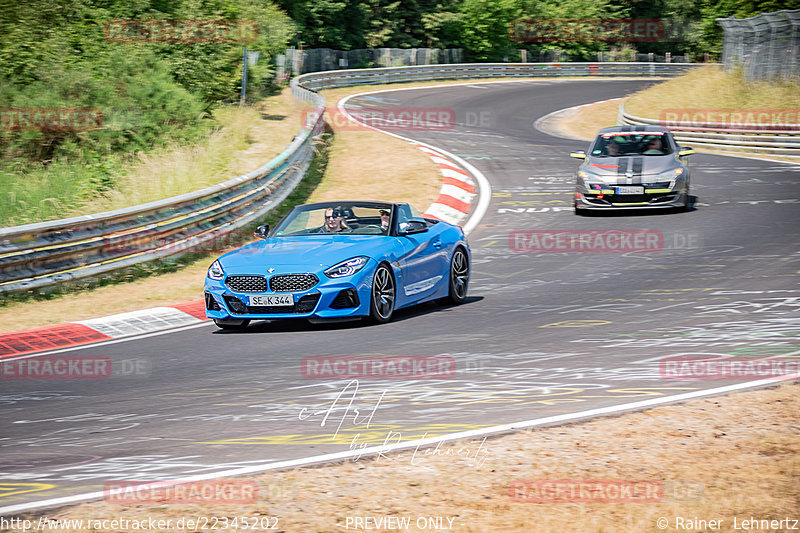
[[541, 320, 611, 328], [0, 483, 55, 499], [604, 388, 693, 396], [198, 424, 489, 446], [480, 240, 497, 248], [492, 192, 569, 197]]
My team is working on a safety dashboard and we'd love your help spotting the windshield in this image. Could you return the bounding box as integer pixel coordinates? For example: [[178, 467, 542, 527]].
[[271, 202, 393, 236], [591, 132, 673, 157]]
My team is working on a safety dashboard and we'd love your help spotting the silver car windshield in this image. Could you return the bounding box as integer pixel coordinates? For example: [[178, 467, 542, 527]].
[[591, 133, 673, 157]]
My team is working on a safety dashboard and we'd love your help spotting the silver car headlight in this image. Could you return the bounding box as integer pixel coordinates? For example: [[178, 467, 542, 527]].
[[659, 168, 686, 183], [207, 260, 225, 280], [324, 256, 369, 278]]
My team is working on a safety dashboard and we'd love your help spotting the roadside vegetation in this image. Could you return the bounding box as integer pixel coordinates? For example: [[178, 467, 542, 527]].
[[561, 65, 800, 140], [0, 0, 292, 227], [625, 65, 800, 120]]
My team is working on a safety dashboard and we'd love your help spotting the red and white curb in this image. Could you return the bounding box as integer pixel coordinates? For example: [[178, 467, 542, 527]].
[[337, 88, 491, 233], [0, 301, 207, 358], [416, 144, 476, 225]]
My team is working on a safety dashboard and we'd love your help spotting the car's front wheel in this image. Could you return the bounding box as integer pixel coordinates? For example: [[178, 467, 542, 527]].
[[369, 264, 395, 323], [445, 248, 469, 305], [213, 318, 250, 331]]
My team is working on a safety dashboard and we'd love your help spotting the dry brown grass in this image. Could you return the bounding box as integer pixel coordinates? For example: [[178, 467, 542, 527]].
[[559, 99, 621, 141], [625, 65, 800, 120], [83, 90, 308, 213], [22, 381, 800, 532]]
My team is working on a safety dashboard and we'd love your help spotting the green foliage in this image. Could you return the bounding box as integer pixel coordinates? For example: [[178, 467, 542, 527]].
[[458, 0, 518, 61], [0, 0, 293, 229]]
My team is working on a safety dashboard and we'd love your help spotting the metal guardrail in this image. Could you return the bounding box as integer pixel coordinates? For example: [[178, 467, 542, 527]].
[[294, 62, 702, 91], [618, 101, 800, 155], [0, 62, 707, 295], [0, 97, 326, 294]]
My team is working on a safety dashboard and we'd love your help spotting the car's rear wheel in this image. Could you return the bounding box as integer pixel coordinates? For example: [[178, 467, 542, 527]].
[[369, 264, 395, 323], [213, 318, 250, 330], [445, 248, 469, 305]]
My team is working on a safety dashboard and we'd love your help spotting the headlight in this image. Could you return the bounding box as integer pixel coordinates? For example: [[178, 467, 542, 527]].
[[660, 168, 685, 181], [324, 256, 369, 278], [207, 260, 225, 280]]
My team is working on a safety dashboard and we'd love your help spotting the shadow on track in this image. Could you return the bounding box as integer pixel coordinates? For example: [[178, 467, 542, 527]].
[[211, 296, 484, 334]]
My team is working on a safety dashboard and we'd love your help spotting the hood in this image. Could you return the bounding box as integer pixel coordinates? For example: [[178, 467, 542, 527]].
[[582, 154, 682, 182], [217, 235, 391, 274]]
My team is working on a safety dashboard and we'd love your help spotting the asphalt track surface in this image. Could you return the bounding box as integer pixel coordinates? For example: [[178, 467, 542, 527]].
[[1, 79, 799, 512]]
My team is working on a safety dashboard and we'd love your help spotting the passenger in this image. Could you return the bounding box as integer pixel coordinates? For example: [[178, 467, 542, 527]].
[[643, 137, 664, 155], [379, 209, 391, 232]]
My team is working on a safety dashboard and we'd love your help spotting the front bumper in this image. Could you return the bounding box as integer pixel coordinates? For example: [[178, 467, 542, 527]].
[[575, 181, 688, 210], [203, 264, 376, 321]]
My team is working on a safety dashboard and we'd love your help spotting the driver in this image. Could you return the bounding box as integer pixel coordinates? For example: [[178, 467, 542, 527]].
[[318, 207, 349, 233], [605, 140, 620, 156]]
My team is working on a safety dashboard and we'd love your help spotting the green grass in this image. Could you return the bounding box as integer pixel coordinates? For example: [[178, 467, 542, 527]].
[[0, 105, 261, 227], [0, 130, 331, 305]]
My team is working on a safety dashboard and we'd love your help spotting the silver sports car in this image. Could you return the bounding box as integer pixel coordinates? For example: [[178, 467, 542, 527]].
[[570, 125, 694, 213]]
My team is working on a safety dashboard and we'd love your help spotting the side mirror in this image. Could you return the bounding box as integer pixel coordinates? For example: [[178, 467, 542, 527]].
[[398, 220, 428, 235], [678, 147, 694, 157], [253, 224, 269, 239], [570, 150, 587, 160]]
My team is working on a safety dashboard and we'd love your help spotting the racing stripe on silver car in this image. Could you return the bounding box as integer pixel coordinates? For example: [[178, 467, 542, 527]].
[[631, 157, 644, 184], [617, 158, 628, 178]]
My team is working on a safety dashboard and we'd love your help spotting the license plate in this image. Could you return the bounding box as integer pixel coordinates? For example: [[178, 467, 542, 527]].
[[615, 186, 644, 195], [248, 294, 294, 306]]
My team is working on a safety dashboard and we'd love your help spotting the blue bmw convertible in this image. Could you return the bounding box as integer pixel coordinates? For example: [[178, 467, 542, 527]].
[[204, 201, 470, 329]]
